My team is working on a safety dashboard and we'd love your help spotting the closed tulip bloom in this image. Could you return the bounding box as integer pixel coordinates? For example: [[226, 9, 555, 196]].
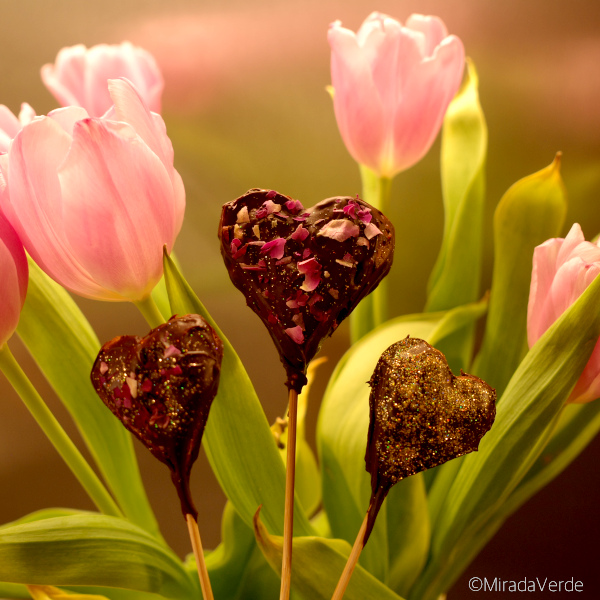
[[41, 42, 163, 117], [0, 104, 35, 152], [328, 12, 465, 178], [0, 78, 184, 302], [527, 223, 600, 403], [0, 212, 28, 347]]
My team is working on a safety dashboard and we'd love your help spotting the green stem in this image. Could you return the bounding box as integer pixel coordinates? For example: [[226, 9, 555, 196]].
[[349, 165, 393, 344], [135, 294, 166, 329], [0, 344, 122, 518]]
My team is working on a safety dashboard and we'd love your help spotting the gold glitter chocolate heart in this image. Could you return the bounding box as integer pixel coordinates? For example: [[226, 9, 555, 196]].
[[218, 188, 394, 392], [364, 336, 496, 542]]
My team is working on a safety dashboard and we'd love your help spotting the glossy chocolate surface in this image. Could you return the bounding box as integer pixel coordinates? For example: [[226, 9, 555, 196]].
[[219, 188, 394, 392], [91, 314, 223, 518]]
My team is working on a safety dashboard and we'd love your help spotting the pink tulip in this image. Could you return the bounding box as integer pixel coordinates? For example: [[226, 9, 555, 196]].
[[0, 211, 28, 347], [0, 78, 184, 302], [41, 42, 163, 117], [527, 223, 600, 403], [0, 104, 36, 152], [328, 12, 465, 178]]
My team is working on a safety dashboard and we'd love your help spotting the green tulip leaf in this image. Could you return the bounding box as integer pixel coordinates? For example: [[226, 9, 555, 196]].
[[0, 583, 29, 599], [204, 502, 305, 599], [163, 251, 313, 537], [150, 275, 173, 321], [26, 584, 110, 600], [413, 268, 600, 600], [0, 514, 194, 599], [513, 400, 600, 497], [432, 400, 600, 600], [385, 474, 430, 597], [473, 154, 567, 396], [202, 502, 256, 599], [425, 59, 487, 369], [16, 260, 160, 538], [0, 508, 86, 530], [318, 300, 486, 582], [253, 509, 405, 600]]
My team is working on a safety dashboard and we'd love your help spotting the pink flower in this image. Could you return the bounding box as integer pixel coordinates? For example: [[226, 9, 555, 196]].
[[0, 104, 36, 152], [328, 12, 465, 178], [0, 78, 185, 302], [41, 42, 163, 117], [0, 212, 28, 346], [527, 224, 600, 403]]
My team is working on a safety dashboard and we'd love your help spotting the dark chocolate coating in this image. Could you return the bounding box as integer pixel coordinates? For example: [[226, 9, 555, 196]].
[[218, 189, 394, 392], [364, 336, 496, 543], [90, 314, 223, 519]]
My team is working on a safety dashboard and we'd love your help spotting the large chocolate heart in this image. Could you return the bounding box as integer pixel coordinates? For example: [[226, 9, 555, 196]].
[[363, 336, 496, 542], [219, 189, 394, 392], [90, 314, 223, 518]]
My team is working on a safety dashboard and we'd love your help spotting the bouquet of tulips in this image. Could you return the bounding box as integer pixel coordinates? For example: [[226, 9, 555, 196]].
[[1, 11, 600, 600]]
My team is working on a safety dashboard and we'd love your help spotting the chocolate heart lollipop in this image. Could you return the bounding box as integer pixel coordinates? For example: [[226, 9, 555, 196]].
[[218, 188, 394, 392], [364, 336, 496, 541], [90, 314, 223, 518]]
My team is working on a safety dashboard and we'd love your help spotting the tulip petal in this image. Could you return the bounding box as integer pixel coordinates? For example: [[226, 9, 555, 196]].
[[329, 23, 386, 172], [109, 79, 184, 228], [108, 78, 174, 173], [556, 222, 585, 265], [41, 45, 88, 109], [86, 42, 163, 115], [389, 34, 465, 174], [527, 238, 562, 345], [58, 118, 178, 299], [0, 213, 27, 346], [48, 106, 89, 136], [549, 257, 600, 321], [18, 103, 36, 125], [405, 14, 448, 56], [42, 43, 164, 118], [2, 118, 108, 297], [570, 340, 600, 402], [356, 12, 389, 47], [0, 105, 22, 139], [357, 13, 404, 60], [369, 23, 424, 132]]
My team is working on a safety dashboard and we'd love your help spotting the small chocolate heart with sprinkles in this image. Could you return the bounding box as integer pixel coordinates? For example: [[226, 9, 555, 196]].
[[90, 314, 223, 519], [363, 336, 496, 543], [218, 188, 394, 392]]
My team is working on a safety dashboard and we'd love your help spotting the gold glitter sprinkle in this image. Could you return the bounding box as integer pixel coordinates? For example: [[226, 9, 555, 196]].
[[362, 336, 496, 543]]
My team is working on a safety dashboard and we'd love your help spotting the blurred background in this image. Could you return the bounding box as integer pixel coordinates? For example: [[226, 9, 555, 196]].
[[2, 0, 600, 597]]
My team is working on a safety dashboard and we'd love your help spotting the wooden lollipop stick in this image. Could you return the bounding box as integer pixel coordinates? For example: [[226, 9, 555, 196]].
[[279, 388, 299, 600], [186, 513, 215, 600], [331, 512, 369, 600]]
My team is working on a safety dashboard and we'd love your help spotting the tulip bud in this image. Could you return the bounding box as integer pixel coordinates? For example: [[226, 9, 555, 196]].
[[528, 223, 600, 403], [364, 336, 495, 543], [328, 13, 465, 178], [0, 78, 185, 302], [90, 314, 223, 518], [0, 211, 28, 347], [41, 42, 163, 117]]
